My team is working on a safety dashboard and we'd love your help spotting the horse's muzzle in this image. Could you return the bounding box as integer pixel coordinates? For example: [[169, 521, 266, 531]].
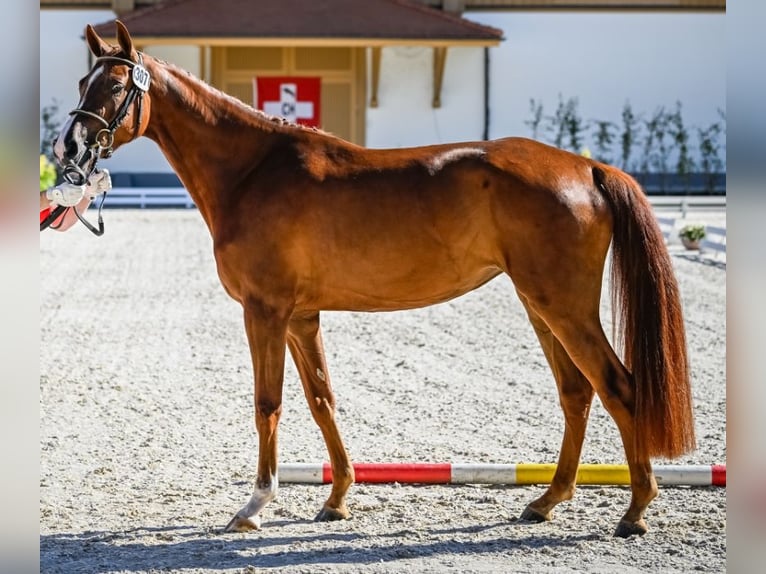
[[53, 120, 98, 185], [55, 139, 97, 186], [62, 160, 92, 186]]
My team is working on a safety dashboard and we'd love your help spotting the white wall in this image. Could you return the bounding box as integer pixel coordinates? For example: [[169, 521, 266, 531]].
[[365, 46, 486, 148], [40, 10, 198, 174], [467, 11, 726, 164], [40, 10, 112, 134]]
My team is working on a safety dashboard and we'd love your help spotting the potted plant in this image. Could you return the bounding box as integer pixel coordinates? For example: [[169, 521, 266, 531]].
[[679, 223, 706, 250]]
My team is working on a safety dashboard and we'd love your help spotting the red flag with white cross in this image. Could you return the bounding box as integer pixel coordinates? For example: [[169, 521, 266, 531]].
[[254, 76, 321, 127]]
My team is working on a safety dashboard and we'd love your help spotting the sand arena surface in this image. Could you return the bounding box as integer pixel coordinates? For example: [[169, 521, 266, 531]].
[[40, 210, 725, 573]]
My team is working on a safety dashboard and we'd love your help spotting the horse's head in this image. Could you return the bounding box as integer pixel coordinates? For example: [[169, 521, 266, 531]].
[[53, 20, 152, 185]]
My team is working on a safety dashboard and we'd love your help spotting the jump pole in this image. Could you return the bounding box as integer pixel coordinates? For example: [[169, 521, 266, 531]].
[[278, 463, 726, 487]]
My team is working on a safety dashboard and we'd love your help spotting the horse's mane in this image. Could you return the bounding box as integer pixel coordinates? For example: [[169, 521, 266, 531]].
[[147, 52, 332, 138]]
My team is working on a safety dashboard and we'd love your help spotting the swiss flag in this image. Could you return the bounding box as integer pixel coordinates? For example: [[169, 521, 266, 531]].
[[254, 76, 321, 127]]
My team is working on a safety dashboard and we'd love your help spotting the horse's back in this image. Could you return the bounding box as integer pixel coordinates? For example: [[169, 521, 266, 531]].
[[356, 136, 613, 236]]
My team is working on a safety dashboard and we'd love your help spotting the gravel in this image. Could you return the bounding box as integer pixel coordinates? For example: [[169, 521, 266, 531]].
[[40, 209, 726, 573]]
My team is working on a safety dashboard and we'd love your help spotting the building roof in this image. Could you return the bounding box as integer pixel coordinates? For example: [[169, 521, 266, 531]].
[[41, 1, 727, 10], [89, 0, 505, 46]]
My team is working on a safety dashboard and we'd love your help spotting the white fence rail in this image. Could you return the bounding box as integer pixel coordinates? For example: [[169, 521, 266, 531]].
[[701, 225, 727, 256], [649, 195, 726, 217], [656, 216, 677, 242], [103, 187, 195, 209]]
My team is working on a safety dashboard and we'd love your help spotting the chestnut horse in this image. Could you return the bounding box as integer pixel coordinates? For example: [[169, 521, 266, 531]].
[[54, 22, 695, 537]]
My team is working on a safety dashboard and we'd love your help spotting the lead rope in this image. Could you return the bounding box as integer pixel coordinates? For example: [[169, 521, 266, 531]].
[[73, 189, 108, 236], [40, 191, 108, 236]]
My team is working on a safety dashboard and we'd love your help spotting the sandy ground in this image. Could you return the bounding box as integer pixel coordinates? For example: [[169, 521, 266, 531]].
[[40, 209, 726, 573]]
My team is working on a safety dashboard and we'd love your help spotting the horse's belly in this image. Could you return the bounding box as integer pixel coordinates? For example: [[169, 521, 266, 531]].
[[298, 255, 502, 312]]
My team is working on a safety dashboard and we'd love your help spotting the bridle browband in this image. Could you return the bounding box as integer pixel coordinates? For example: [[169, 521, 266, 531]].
[[65, 53, 149, 184]]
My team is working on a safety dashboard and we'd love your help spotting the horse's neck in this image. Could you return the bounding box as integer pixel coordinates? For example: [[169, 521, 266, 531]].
[[142, 62, 278, 224]]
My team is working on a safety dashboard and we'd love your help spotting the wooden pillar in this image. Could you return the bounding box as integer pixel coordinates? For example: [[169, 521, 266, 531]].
[[432, 46, 448, 108], [199, 45, 207, 84], [369, 47, 382, 108], [111, 0, 136, 15]]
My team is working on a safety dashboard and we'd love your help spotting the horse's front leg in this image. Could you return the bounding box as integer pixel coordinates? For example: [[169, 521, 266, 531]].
[[224, 298, 291, 533], [287, 312, 354, 521]]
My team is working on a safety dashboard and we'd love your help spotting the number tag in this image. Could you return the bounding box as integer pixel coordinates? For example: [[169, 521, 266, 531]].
[[132, 65, 151, 92]]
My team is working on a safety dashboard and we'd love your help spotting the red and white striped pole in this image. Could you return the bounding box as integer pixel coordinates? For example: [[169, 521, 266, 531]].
[[278, 462, 726, 487]]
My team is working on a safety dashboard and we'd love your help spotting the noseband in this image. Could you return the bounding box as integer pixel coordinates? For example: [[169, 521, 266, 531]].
[[67, 53, 150, 178]]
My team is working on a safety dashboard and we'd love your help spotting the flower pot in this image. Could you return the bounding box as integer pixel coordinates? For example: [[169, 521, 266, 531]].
[[681, 237, 701, 250]]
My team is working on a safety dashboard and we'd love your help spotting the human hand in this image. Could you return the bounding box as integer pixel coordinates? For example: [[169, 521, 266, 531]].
[[46, 183, 86, 207], [51, 194, 94, 232], [86, 169, 112, 196]]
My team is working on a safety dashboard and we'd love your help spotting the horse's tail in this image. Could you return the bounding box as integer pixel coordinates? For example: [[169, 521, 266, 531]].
[[593, 164, 696, 460]]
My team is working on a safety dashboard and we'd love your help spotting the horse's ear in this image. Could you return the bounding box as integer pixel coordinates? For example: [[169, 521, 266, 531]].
[[115, 20, 138, 61], [85, 24, 109, 57]]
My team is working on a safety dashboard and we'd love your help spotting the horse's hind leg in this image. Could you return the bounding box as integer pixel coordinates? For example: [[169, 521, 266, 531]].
[[287, 312, 354, 521], [517, 295, 595, 523], [532, 305, 658, 537]]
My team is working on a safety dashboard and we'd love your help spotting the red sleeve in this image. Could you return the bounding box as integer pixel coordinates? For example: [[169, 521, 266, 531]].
[[40, 207, 52, 224]]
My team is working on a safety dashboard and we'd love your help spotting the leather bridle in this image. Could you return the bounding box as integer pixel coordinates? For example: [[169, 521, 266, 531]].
[[44, 53, 151, 235], [64, 52, 150, 186]]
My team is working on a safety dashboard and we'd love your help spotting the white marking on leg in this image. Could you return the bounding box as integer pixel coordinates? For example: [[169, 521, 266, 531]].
[[236, 473, 278, 525], [316, 368, 326, 382], [427, 147, 486, 175]]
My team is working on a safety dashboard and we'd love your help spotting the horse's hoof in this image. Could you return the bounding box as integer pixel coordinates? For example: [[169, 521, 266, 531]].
[[614, 518, 648, 538], [519, 504, 551, 523], [223, 513, 261, 533], [314, 505, 350, 522]]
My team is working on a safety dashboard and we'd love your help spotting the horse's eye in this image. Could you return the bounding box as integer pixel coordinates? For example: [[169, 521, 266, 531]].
[[112, 84, 125, 95]]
